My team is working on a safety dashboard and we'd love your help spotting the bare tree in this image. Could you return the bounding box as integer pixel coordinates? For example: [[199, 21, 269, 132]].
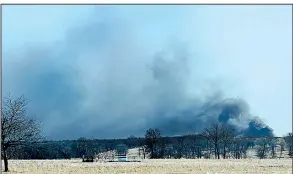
[[220, 126, 234, 159], [1, 95, 42, 172], [202, 123, 220, 159], [189, 136, 198, 158], [256, 137, 270, 159], [203, 138, 212, 159], [268, 137, 277, 158], [284, 133, 293, 158], [157, 138, 168, 158], [195, 135, 205, 159], [232, 137, 248, 159], [145, 128, 161, 159], [182, 136, 194, 159], [202, 123, 233, 159], [278, 138, 286, 158], [175, 136, 185, 159]]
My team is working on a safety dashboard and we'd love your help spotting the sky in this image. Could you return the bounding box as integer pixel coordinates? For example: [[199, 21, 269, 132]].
[[3, 5, 292, 140]]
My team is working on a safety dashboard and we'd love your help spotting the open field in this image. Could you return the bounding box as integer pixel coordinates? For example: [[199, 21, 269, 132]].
[[3, 159, 292, 174]]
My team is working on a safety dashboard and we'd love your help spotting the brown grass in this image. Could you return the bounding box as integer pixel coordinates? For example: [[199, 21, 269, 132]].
[[3, 159, 292, 174]]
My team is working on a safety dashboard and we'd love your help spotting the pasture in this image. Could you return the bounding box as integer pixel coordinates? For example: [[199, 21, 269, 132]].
[[3, 158, 292, 174]]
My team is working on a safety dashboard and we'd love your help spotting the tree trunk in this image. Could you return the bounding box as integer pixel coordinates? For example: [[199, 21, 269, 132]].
[[223, 146, 226, 159], [3, 149, 9, 172], [214, 144, 217, 159]]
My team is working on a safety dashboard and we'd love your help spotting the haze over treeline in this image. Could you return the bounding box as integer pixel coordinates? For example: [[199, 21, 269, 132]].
[[3, 6, 291, 140]]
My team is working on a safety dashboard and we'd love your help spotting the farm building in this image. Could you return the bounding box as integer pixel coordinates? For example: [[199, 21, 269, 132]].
[[115, 144, 128, 162]]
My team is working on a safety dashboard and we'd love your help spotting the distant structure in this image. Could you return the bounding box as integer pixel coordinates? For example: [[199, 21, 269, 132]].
[[82, 153, 95, 162], [138, 147, 146, 159], [115, 144, 128, 162]]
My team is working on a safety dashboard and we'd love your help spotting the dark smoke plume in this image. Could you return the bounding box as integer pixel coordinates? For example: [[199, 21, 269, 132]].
[[144, 57, 274, 138], [3, 7, 274, 140]]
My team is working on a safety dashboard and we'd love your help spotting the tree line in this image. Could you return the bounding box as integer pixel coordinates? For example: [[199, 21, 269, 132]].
[[2, 95, 293, 172], [144, 127, 293, 160]]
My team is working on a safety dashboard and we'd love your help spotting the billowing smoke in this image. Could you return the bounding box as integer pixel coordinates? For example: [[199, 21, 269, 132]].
[[3, 7, 274, 140], [142, 57, 274, 138]]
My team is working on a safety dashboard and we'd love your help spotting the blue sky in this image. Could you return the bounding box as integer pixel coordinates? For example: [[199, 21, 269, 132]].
[[3, 5, 292, 139]]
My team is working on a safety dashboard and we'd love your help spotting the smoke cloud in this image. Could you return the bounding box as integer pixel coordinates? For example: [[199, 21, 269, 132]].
[[3, 6, 275, 140]]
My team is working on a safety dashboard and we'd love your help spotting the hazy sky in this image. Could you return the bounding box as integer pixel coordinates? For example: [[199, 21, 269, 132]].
[[3, 5, 292, 139]]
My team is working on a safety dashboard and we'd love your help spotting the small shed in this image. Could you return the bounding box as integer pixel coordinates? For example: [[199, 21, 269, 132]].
[[115, 144, 128, 162]]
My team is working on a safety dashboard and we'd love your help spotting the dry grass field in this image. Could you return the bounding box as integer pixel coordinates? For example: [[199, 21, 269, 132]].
[[3, 159, 292, 174]]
